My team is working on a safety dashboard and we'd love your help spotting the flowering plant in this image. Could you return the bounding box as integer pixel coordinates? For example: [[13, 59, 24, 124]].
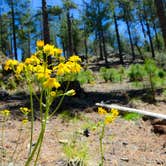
[[98, 107, 119, 166], [4, 41, 82, 165]]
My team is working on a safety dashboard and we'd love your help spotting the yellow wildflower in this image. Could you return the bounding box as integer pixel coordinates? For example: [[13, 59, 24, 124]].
[[98, 107, 107, 115], [111, 108, 119, 117], [20, 107, 31, 115], [104, 109, 119, 124], [1, 109, 10, 117], [66, 61, 82, 73], [69, 55, 81, 62], [4, 59, 18, 71], [43, 44, 54, 55], [36, 40, 44, 49], [16, 63, 24, 75], [50, 91, 56, 97], [22, 119, 29, 125], [65, 89, 76, 96], [54, 48, 63, 55], [53, 63, 70, 75], [25, 55, 40, 65], [43, 78, 61, 89], [35, 65, 52, 80], [104, 114, 114, 124]]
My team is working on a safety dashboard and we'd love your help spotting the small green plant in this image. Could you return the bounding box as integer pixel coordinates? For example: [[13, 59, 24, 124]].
[[99, 67, 122, 83], [128, 59, 166, 101], [77, 69, 95, 85], [123, 112, 142, 121], [144, 59, 165, 101], [97, 107, 119, 166], [99, 67, 110, 82], [128, 63, 145, 82], [62, 131, 88, 166]]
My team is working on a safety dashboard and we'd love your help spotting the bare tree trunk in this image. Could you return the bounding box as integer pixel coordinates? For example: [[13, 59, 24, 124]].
[[101, 27, 108, 64], [84, 35, 88, 63], [145, 19, 155, 58], [126, 19, 135, 61], [0, 11, 2, 51], [155, 0, 166, 48], [66, 10, 73, 57], [27, 32, 31, 57], [153, 21, 160, 50], [42, 0, 51, 64], [113, 12, 124, 65], [139, 14, 146, 39], [98, 32, 103, 60], [11, 0, 17, 60]]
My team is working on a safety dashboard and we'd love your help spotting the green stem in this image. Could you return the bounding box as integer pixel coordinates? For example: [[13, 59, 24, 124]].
[[99, 124, 105, 166], [34, 123, 46, 166], [34, 91, 50, 166], [49, 81, 70, 118], [25, 126, 45, 166], [29, 84, 34, 155]]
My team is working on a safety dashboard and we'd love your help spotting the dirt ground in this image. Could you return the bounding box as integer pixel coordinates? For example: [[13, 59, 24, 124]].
[[0, 80, 166, 166]]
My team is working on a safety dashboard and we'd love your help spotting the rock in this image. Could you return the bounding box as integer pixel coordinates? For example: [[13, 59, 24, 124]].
[[0, 90, 9, 100], [120, 157, 129, 162], [153, 125, 166, 134], [122, 141, 128, 146]]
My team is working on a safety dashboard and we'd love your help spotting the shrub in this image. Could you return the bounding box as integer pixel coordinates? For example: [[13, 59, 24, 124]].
[[128, 63, 145, 82], [99, 67, 123, 83]]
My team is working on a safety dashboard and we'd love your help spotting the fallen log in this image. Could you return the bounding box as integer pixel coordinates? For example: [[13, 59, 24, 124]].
[[96, 103, 166, 120]]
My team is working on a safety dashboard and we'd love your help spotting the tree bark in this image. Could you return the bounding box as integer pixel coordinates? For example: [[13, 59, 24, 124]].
[[145, 19, 155, 58], [84, 34, 88, 63], [42, 0, 51, 64], [101, 27, 108, 64], [11, 0, 17, 60], [66, 10, 73, 57], [153, 21, 160, 50], [113, 12, 124, 65], [155, 0, 166, 48], [126, 18, 135, 61], [98, 32, 103, 60]]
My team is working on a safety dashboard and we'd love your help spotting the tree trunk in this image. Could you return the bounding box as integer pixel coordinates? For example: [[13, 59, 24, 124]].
[[139, 14, 147, 39], [113, 12, 124, 65], [146, 19, 155, 58], [42, 0, 51, 64], [27, 32, 31, 57], [11, 0, 17, 60], [101, 27, 108, 65], [98, 32, 103, 60], [155, 0, 166, 48], [0, 12, 2, 51], [126, 19, 135, 61], [84, 35, 88, 63], [66, 10, 73, 57], [153, 21, 160, 50]]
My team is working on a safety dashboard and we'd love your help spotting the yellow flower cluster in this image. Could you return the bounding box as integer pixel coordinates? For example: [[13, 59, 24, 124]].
[[43, 78, 60, 89], [98, 107, 107, 115], [36, 40, 44, 49], [53, 55, 82, 76], [4, 41, 82, 90], [20, 107, 31, 115], [0, 109, 10, 117], [4, 59, 18, 71], [98, 107, 119, 124]]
